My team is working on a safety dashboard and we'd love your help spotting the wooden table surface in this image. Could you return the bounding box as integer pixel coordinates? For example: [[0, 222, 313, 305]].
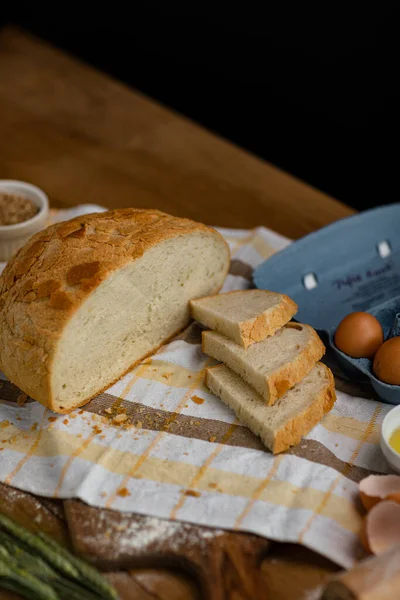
[[0, 26, 355, 600]]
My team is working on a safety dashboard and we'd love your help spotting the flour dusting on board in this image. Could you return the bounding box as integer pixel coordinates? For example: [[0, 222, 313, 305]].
[[78, 511, 224, 560], [301, 586, 324, 600]]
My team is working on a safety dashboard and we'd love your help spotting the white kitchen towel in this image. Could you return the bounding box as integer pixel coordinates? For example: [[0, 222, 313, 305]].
[[0, 206, 389, 568]]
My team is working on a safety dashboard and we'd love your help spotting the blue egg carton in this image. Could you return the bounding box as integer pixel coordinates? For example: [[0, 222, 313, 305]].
[[253, 204, 400, 404]]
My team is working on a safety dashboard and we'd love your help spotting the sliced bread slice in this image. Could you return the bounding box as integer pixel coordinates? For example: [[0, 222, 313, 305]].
[[202, 323, 325, 404], [190, 289, 297, 348], [205, 362, 336, 454]]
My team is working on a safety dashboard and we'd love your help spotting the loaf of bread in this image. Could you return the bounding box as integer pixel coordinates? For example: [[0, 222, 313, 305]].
[[0, 209, 230, 413], [205, 363, 336, 454], [191, 289, 297, 348], [202, 323, 325, 404]]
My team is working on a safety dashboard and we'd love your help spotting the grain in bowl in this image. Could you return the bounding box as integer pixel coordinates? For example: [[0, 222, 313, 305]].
[[0, 180, 49, 261], [0, 193, 39, 226]]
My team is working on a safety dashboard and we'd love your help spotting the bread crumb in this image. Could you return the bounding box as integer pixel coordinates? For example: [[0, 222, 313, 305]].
[[195, 421, 201, 426], [184, 489, 201, 498], [63, 419, 69, 425], [70, 414, 77, 419], [104, 408, 113, 414], [136, 421, 143, 429], [0, 421, 10, 429], [17, 393, 27, 406], [92, 426, 102, 435], [117, 407, 126, 414], [100, 435, 106, 440], [183, 452, 189, 456], [117, 487, 131, 497], [79, 409, 84, 415], [91, 414, 97, 422], [191, 395, 204, 405], [209, 436, 216, 443], [76, 433, 82, 439], [48, 417, 57, 423], [30, 423, 38, 432], [113, 413, 128, 424]]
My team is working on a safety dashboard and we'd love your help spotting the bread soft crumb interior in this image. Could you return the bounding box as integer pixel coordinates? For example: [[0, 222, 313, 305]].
[[52, 233, 226, 410]]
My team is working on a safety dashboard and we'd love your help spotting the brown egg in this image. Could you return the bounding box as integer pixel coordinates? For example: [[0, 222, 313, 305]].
[[373, 337, 400, 385], [334, 312, 383, 359]]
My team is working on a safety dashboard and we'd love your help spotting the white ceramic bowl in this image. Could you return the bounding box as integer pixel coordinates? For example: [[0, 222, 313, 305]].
[[0, 180, 49, 262], [381, 405, 400, 473]]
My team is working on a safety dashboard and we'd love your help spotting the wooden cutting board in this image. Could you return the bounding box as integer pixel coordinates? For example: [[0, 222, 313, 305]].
[[0, 482, 338, 600]]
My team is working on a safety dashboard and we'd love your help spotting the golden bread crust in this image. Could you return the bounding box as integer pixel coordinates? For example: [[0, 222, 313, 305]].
[[268, 324, 326, 404], [273, 363, 336, 453], [239, 294, 298, 348], [0, 208, 229, 410]]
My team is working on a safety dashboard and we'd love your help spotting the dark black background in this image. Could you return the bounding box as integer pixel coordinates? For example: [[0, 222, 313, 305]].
[[2, 5, 400, 211]]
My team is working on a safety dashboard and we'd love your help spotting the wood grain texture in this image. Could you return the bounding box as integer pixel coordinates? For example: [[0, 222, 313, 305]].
[[0, 26, 353, 600], [0, 483, 340, 600], [65, 499, 271, 600], [0, 482, 68, 546], [0, 27, 353, 240]]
